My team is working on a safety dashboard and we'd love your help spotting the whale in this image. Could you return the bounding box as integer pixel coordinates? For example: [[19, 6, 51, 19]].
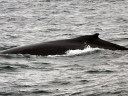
[[0, 33, 128, 56]]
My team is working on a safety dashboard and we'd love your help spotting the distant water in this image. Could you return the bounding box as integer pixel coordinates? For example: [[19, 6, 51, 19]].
[[0, 0, 128, 96]]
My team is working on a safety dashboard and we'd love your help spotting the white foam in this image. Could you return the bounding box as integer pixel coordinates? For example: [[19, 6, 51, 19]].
[[47, 46, 101, 57], [65, 46, 100, 56]]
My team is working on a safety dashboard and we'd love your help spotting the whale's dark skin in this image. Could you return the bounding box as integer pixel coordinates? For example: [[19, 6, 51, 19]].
[[0, 33, 128, 56]]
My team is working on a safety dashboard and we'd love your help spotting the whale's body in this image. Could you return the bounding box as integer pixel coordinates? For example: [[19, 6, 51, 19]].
[[0, 33, 127, 56]]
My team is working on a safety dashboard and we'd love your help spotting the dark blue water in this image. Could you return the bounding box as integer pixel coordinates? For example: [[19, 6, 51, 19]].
[[0, 0, 128, 96]]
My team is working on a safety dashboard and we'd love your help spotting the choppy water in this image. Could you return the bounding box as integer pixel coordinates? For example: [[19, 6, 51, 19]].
[[0, 0, 128, 96]]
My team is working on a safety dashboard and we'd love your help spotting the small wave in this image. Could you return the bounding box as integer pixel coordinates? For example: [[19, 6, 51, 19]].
[[50, 80, 71, 85], [32, 90, 52, 94], [86, 69, 115, 74], [79, 79, 89, 84], [48, 46, 101, 57], [70, 92, 83, 96], [0, 65, 16, 72], [0, 54, 32, 59]]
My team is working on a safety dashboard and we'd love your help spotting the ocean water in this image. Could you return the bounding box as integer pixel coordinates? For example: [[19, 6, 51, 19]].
[[0, 0, 128, 96]]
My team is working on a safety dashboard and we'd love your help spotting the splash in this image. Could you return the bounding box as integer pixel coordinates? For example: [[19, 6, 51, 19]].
[[65, 46, 100, 56], [48, 46, 101, 57]]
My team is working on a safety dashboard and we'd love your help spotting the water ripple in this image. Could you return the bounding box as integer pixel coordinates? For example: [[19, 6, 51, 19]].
[[0, 0, 128, 96]]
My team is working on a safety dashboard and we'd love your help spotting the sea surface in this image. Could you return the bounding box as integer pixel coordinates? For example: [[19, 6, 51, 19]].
[[0, 0, 128, 96]]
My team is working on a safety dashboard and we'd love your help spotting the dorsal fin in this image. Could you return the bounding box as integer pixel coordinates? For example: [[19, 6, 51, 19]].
[[93, 33, 99, 38]]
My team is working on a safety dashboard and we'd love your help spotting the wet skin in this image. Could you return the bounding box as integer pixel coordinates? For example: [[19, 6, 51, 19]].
[[0, 33, 127, 56]]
